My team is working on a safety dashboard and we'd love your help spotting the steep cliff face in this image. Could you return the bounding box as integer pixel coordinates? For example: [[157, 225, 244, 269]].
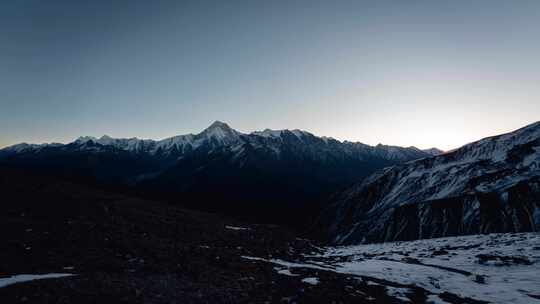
[[326, 121, 540, 244]]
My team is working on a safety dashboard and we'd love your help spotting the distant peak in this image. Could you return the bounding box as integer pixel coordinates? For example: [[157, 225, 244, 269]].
[[251, 128, 312, 139], [206, 120, 232, 130], [288, 129, 314, 139], [97, 135, 116, 145], [199, 121, 240, 140], [252, 129, 283, 138], [75, 136, 97, 143]]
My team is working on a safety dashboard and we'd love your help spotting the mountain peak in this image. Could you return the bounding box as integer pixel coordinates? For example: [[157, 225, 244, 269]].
[[199, 121, 240, 141], [206, 120, 232, 131], [252, 129, 283, 138], [97, 135, 116, 145], [75, 136, 97, 143]]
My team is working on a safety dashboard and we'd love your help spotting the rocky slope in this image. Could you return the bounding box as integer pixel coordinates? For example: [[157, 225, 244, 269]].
[[248, 232, 540, 304], [325, 121, 540, 244], [0, 167, 448, 304]]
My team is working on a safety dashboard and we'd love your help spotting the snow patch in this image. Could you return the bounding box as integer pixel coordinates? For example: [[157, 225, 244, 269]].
[[301, 277, 319, 285], [275, 268, 299, 277], [0, 273, 76, 288], [225, 225, 251, 231]]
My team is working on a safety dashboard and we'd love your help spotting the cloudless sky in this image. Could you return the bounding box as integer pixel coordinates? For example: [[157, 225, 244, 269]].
[[1, 0, 539, 150]]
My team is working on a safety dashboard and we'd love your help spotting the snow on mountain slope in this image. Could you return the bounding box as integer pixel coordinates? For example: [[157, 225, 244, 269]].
[[1, 121, 432, 163], [326, 121, 540, 244], [195, 120, 242, 143], [68, 121, 243, 154], [251, 129, 285, 138], [253, 232, 540, 304], [318, 232, 540, 304], [1, 142, 62, 153]]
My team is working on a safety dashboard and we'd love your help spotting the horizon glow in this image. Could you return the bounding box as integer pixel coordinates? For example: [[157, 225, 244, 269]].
[[1, 1, 539, 151]]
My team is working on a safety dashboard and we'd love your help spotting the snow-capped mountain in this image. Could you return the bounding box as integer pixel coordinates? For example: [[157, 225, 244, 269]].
[[69, 121, 242, 154], [1, 121, 431, 164], [0, 121, 432, 228], [0, 121, 432, 162], [324, 121, 540, 244], [2, 142, 63, 153]]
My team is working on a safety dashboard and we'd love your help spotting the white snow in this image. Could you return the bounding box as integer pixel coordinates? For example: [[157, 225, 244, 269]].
[[301, 277, 320, 285], [225, 225, 251, 231], [252, 129, 284, 138], [385, 286, 413, 302], [275, 268, 299, 276], [0, 273, 76, 289], [241, 256, 330, 271], [290, 129, 310, 139], [426, 294, 451, 304], [2, 142, 60, 153], [317, 233, 540, 304], [244, 233, 540, 304]]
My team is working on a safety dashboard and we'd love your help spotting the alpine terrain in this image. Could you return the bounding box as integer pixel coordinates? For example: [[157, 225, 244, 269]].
[[1, 122, 539, 304], [0, 121, 431, 228], [324, 121, 540, 244]]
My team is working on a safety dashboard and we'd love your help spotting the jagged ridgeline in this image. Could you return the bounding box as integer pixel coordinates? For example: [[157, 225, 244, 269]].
[[0, 121, 431, 229]]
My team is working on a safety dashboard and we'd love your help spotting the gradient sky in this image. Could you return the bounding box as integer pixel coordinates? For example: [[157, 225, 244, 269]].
[[1, 0, 539, 150]]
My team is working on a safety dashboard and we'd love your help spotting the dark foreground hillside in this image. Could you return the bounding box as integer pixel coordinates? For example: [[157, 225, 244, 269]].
[[0, 167, 438, 303]]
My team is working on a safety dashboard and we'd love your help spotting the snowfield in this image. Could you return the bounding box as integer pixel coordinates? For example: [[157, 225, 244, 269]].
[[225, 225, 251, 231], [0, 273, 75, 289], [245, 232, 540, 303], [317, 233, 540, 303]]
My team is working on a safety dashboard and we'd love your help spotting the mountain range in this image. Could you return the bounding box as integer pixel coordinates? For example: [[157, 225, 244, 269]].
[[0, 121, 433, 228], [1, 121, 435, 163], [4, 120, 538, 243]]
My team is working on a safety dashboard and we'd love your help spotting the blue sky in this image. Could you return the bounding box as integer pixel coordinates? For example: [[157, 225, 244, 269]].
[[1, 0, 539, 150]]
